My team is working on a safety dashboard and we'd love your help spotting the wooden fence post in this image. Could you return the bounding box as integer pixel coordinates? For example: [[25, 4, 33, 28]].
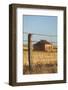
[[28, 33, 32, 74]]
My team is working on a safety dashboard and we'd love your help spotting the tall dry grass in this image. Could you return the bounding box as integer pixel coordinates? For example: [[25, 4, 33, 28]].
[[23, 50, 57, 74]]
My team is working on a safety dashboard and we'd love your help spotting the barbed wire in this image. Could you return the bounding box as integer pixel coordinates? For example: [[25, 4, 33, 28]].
[[23, 32, 57, 37], [23, 40, 57, 44]]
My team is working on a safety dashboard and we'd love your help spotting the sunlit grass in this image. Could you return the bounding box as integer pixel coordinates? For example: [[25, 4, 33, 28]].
[[23, 50, 57, 74]]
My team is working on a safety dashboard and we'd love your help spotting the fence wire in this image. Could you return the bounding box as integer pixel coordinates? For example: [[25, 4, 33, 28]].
[[23, 32, 57, 74]]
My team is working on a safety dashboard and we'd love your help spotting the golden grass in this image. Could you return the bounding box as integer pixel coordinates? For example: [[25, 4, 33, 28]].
[[23, 50, 57, 74], [23, 50, 57, 65]]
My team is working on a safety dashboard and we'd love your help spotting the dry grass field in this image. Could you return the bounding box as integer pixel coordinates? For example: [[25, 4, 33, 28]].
[[23, 49, 57, 74]]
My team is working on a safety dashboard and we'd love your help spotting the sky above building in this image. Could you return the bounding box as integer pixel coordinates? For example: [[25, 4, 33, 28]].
[[23, 15, 57, 44]]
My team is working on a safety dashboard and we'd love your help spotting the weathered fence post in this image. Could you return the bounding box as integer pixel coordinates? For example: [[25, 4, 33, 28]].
[[28, 33, 32, 74]]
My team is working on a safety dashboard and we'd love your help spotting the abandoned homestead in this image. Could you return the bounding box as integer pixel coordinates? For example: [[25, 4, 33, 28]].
[[33, 40, 57, 52]]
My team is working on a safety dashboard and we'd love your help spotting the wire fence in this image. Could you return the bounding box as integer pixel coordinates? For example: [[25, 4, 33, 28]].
[[23, 32, 57, 74], [23, 32, 57, 45]]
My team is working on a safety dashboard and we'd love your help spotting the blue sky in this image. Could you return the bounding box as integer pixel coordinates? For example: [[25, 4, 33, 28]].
[[23, 15, 57, 44]]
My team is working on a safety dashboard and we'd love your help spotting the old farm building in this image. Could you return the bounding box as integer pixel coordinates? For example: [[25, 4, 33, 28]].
[[33, 40, 57, 52]]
